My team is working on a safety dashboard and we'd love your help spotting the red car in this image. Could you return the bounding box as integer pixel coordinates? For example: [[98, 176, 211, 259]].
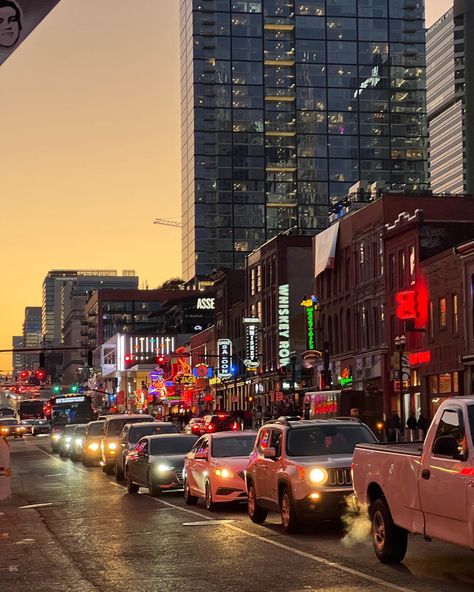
[[198, 414, 241, 436], [184, 418, 204, 436]]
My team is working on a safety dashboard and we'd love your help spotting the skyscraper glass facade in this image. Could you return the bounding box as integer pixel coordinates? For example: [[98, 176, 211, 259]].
[[181, 0, 428, 280]]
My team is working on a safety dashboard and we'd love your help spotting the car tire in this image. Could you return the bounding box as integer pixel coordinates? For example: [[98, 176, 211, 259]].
[[147, 472, 161, 497], [184, 478, 198, 506], [371, 498, 408, 564], [205, 481, 217, 511], [115, 462, 125, 482], [247, 482, 267, 524], [126, 470, 139, 494], [280, 487, 302, 534]]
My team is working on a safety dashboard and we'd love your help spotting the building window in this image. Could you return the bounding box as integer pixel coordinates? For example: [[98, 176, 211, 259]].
[[398, 250, 405, 288], [250, 268, 256, 296], [379, 233, 384, 276], [452, 293, 459, 336], [257, 265, 262, 293], [439, 297, 447, 328], [388, 254, 395, 290], [408, 245, 415, 285], [428, 301, 434, 341], [429, 375, 438, 395]]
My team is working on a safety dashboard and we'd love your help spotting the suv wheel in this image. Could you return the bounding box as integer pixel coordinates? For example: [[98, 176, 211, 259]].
[[184, 478, 198, 506], [247, 482, 267, 524], [126, 470, 139, 494], [371, 498, 407, 564], [280, 487, 301, 534], [205, 481, 216, 511]]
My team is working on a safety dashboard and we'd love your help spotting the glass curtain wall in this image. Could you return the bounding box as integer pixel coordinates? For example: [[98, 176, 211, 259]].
[[181, 0, 428, 279]]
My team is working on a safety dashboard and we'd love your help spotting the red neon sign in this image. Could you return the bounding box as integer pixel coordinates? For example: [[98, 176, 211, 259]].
[[395, 277, 429, 329], [396, 290, 417, 320], [408, 351, 431, 366]]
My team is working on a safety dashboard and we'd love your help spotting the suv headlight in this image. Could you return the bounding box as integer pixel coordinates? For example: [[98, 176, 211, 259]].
[[108, 442, 117, 451], [156, 464, 173, 473], [309, 467, 328, 485]]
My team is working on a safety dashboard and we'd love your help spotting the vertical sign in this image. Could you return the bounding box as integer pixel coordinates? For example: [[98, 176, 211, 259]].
[[278, 284, 290, 367], [243, 317, 260, 370], [217, 339, 232, 379], [0, 0, 63, 66], [300, 295, 320, 351]]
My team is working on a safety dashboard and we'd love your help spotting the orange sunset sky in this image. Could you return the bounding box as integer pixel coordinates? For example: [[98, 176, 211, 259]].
[[0, 0, 452, 371]]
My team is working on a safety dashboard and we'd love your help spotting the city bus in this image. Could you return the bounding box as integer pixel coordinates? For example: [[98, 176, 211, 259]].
[[47, 394, 94, 427]]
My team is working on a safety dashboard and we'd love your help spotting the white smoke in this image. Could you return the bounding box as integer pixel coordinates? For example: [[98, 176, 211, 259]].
[[341, 496, 371, 547]]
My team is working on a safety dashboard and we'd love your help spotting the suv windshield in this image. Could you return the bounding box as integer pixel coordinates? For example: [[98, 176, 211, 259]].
[[87, 421, 104, 437], [74, 425, 87, 436], [286, 424, 377, 457], [0, 419, 17, 426], [212, 435, 256, 458], [107, 417, 152, 436], [130, 424, 177, 444], [149, 436, 197, 455]]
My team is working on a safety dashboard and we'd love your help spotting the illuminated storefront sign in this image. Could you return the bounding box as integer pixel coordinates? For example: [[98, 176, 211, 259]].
[[395, 278, 428, 329], [243, 317, 260, 370], [278, 284, 290, 367], [196, 297, 215, 310], [301, 295, 320, 351], [339, 367, 353, 387], [217, 339, 232, 379], [408, 351, 431, 366], [192, 363, 213, 379], [128, 336, 175, 358]]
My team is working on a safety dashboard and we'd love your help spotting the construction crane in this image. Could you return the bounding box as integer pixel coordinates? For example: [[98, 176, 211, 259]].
[[153, 218, 182, 228]]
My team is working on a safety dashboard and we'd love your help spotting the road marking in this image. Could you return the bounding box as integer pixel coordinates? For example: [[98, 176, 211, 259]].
[[44, 473, 67, 477], [36, 447, 88, 473], [151, 497, 416, 592], [183, 519, 236, 526], [19, 502, 53, 510], [0, 566, 18, 573], [14, 538, 35, 545]]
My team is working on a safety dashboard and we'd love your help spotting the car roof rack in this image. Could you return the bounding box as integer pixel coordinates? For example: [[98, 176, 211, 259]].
[[273, 415, 302, 427], [332, 416, 363, 423]]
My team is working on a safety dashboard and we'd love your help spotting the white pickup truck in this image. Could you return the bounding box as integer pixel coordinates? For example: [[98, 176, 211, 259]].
[[353, 397, 474, 564]]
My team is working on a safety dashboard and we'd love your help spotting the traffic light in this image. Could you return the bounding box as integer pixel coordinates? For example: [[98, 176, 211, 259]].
[[155, 355, 165, 365], [70, 384, 78, 393], [124, 353, 135, 367], [20, 370, 29, 381], [35, 369, 46, 383], [52, 384, 61, 395]]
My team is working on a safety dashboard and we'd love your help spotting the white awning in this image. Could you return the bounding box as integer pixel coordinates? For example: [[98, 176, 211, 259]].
[[314, 222, 340, 278]]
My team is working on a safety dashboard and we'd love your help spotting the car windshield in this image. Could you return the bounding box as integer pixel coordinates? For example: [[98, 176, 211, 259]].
[[130, 424, 177, 444], [286, 425, 377, 457], [64, 425, 76, 434], [74, 425, 87, 436], [108, 417, 152, 436], [212, 435, 256, 458], [87, 422, 104, 436], [0, 419, 17, 426], [149, 436, 197, 455]]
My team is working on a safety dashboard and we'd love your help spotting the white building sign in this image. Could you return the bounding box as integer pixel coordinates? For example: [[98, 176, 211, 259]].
[[278, 284, 290, 367], [243, 317, 260, 369], [217, 339, 232, 379]]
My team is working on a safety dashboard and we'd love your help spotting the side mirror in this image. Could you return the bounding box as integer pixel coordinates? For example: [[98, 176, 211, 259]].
[[195, 451, 208, 460], [433, 435, 459, 458], [262, 447, 277, 460]]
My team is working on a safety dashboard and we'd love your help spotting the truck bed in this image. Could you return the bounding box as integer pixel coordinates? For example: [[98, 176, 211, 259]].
[[356, 441, 423, 456]]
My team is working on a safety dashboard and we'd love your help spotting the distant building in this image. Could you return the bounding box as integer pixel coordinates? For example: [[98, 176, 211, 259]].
[[22, 307, 42, 371], [12, 336, 23, 376], [427, 0, 474, 193]]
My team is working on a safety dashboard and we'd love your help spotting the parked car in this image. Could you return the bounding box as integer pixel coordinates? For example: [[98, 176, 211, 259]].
[[101, 414, 154, 474], [31, 419, 51, 436], [51, 425, 64, 453], [246, 417, 377, 533], [70, 424, 88, 462], [184, 417, 204, 436], [353, 397, 474, 564], [19, 420, 35, 435], [198, 413, 241, 435], [184, 431, 257, 510], [0, 418, 24, 438], [82, 420, 105, 467], [115, 421, 179, 481], [59, 424, 78, 458], [125, 434, 198, 495]]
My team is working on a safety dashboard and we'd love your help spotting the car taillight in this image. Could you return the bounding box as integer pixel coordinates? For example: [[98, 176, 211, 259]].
[[207, 424, 215, 432], [231, 422, 239, 431]]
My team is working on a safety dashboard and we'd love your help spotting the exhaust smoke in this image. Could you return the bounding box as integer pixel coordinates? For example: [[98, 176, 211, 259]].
[[341, 496, 371, 547]]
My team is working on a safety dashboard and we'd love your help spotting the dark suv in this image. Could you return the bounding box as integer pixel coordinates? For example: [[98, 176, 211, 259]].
[[115, 421, 179, 481], [198, 414, 240, 435]]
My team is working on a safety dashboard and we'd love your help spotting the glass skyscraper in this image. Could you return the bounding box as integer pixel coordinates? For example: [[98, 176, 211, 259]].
[[181, 0, 428, 280]]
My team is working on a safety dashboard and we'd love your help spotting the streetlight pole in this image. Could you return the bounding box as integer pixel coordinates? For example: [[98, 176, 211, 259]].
[[395, 334, 407, 438], [289, 351, 297, 412]]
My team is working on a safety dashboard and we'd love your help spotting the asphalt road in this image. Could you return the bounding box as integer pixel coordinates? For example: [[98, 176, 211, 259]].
[[1, 437, 474, 592]]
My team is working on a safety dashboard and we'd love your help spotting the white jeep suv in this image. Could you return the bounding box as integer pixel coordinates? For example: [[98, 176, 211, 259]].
[[245, 417, 377, 533]]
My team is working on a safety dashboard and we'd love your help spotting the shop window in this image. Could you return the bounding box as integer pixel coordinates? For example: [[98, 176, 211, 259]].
[[439, 373, 451, 394], [411, 369, 420, 388], [409, 245, 415, 285], [452, 293, 459, 336], [429, 375, 438, 395], [453, 371, 459, 393], [439, 297, 447, 328]]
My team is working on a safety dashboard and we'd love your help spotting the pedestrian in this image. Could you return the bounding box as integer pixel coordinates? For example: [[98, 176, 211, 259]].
[[0, 436, 11, 501], [407, 413, 418, 441], [417, 413, 429, 440], [387, 410, 402, 442]]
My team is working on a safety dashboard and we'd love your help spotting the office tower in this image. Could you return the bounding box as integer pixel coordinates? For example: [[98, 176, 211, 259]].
[[180, 0, 428, 280], [12, 336, 24, 375], [42, 270, 139, 346], [22, 307, 42, 370], [427, 0, 473, 194]]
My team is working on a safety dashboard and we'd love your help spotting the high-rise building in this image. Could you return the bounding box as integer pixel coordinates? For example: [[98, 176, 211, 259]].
[[12, 336, 24, 376], [22, 307, 42, 370], [180, 0, 428, 280], [42, 270, 139, 346], [427, 0, 473, 195]]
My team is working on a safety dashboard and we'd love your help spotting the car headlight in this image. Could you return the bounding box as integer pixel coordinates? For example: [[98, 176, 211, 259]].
[[52, 433, 61, 441], [88, 442, 99, 451], [309, 468, 328, 485], [65, 437, 72, 443], [156, 464, 173, 473], [214, 468, 233, 478], [75, 438, 83, 446], [108, 442, 117, 451]]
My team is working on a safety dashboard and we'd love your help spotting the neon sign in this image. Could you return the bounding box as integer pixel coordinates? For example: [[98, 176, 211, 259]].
[[408, 351, 431, 366], [395, 277, 428, 329], [339, 367, 353, 387], [301, 295, 320, 351], [278, 284, 290, 367], [243, 317, 260, 370], [217, 339, 232, 379]]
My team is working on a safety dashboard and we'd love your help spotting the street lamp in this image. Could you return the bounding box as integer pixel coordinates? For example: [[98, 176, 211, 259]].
[[394, 334, 407, 437], [289, 351, 297, 411]]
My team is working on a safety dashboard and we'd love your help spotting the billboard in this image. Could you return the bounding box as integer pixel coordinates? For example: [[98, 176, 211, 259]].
[[0, 0, 62, 66]]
